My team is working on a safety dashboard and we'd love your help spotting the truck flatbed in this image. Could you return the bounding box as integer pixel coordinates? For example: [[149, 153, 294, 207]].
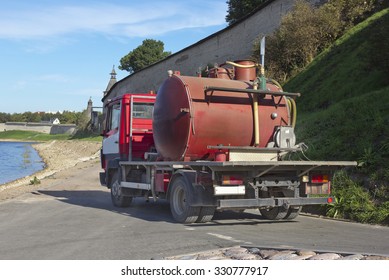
[[119, 160, 357, 175]]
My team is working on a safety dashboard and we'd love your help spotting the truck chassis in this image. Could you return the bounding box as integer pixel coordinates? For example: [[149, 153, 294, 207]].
[[104, 158, 356, 223]]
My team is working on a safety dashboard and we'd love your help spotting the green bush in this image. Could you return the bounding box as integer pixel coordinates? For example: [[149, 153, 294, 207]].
[[29, 176, 41, 185], [327, 171, 389, 224]]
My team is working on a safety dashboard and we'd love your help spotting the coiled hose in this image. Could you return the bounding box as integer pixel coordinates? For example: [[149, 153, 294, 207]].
[[266, 78, 297, 128], [286, 97, 297, 128]]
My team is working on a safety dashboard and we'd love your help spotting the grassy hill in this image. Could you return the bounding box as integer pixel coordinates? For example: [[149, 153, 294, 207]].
[[283, 9, 389, 224], [284, 9, 389, 166]]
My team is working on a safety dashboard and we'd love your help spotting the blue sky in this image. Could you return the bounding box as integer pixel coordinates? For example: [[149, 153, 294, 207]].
[[0, 0, 228, 113]]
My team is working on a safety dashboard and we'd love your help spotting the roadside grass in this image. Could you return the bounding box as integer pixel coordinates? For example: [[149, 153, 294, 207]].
[[0, 130, 69, 141], [0, 130, 102, 142], [295, 86, 389, 162]]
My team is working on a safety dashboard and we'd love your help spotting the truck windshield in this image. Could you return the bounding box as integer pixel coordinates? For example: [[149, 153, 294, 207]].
[[133, 103, 153, 119]]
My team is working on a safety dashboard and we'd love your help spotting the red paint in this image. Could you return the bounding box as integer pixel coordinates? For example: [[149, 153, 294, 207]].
[[233, 60, 256, 81], [115, 93, 155, 160]]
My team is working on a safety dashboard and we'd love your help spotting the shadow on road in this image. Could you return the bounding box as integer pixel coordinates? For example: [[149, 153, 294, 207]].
[[37, 189, 297, 226], [37, 189, 175, 223], [195, 210, 296, 227]]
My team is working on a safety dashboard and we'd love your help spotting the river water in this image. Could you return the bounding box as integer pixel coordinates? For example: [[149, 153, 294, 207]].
[[0, 142, 45, 185]]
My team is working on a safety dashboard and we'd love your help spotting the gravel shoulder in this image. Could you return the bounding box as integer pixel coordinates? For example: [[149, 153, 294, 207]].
[[0, 140, 101, 201]]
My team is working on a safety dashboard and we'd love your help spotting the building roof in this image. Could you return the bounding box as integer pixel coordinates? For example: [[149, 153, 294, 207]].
[[103, 66, 117, 97]]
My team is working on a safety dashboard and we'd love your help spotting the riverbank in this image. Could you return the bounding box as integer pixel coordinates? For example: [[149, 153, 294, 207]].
[[0, 140, 101, 201]]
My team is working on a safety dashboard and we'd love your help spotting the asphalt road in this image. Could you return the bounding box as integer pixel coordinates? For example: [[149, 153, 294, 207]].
[[0, 160, 388, 260]]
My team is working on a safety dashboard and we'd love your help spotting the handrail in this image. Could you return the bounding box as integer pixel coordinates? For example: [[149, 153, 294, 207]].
[[204, 86, 300, 98]]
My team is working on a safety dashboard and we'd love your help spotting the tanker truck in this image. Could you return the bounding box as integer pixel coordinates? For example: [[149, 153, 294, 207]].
[[100, 60, 356, 223]]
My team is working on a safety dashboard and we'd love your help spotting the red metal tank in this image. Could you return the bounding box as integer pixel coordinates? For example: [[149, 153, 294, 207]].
[[207, 67, 233, 80], [153, 74, 290, 161]]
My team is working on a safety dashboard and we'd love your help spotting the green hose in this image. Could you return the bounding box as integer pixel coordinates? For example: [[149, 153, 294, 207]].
[[267, 78, 283, 91]]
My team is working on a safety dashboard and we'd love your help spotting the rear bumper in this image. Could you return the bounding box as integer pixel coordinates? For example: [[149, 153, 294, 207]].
[[218, 197, 331, 209]]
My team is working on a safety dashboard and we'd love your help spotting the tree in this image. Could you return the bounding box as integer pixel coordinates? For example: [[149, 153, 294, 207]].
[[119, 39, 171, 73], [324, 0, 377, 31], [24, 112, 41, 123], [0, 113, 11, 123], [226, 0, 268, 25], [253, 0, 378, 82], [254, 0, 336, 81]]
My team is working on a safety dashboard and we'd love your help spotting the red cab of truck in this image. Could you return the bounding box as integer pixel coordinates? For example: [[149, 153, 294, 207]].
[[100, 93, 156, 185]]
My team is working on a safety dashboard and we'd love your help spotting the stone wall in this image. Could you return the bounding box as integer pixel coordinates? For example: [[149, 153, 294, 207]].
[[103, 0, 323, 103], [0, 122, 77, 135]]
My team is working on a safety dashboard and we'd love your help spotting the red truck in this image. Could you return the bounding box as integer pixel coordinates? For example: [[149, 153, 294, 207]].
[[100, 60, 356, 223]]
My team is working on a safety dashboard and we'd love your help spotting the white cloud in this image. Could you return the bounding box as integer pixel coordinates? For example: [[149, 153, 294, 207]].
[[0, 1, 226, 40]]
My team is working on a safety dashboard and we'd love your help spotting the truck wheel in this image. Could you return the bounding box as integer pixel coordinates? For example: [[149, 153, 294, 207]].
[[196, 207, 216, 223], [260, 207, 288, 220], [110, 172, 133, 208], [170, 177, 200, 224], [284, 206, 302, 220]]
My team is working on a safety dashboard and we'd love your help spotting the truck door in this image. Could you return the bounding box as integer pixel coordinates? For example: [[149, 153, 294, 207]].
[[129, 96, 155, 160], [102, 101, 121, 162]]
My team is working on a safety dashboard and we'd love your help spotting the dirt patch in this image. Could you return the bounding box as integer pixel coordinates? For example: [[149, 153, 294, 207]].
[[0, 140, 101, 201]]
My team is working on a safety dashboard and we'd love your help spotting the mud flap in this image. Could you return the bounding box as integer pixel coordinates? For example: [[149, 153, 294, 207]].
[[99, 172, 106, 186], [168, 170, 216, 207]]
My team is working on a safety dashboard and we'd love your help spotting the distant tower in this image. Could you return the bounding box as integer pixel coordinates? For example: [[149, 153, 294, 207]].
[[103, 66, 117, 97], [87, 97, 93, 121]]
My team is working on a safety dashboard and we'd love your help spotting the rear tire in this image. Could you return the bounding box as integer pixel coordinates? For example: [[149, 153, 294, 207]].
[[170, 177, 200, 224], [284, 206, 302, 220], [110, 172, 133, 207], [196, 207, 216, 223], [260, 207, 288, 220]]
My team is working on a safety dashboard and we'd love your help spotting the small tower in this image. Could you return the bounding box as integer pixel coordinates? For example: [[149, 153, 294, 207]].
[[86, 97, 93, 121], [103, 66, 117, 97]]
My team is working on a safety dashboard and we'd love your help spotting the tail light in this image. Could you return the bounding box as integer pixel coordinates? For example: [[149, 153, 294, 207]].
[[221, 175, 243, 185], [311, 175, 329, 183], [304, 174, 331, 195]]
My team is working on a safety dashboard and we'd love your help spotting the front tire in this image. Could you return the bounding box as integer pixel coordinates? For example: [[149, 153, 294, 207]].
[[170, 177, 200, 224], [110, 172, 133, 207]]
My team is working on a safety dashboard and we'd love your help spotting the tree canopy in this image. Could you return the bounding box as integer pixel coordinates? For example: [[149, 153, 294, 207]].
[[119, 39, 171, 73], [253, 0, 378, 82], [225, 0, 268, 25], [0, 111, 86, 125]]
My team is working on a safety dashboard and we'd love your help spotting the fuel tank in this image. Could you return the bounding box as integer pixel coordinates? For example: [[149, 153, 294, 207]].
[[153, 73, 290, 161]]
